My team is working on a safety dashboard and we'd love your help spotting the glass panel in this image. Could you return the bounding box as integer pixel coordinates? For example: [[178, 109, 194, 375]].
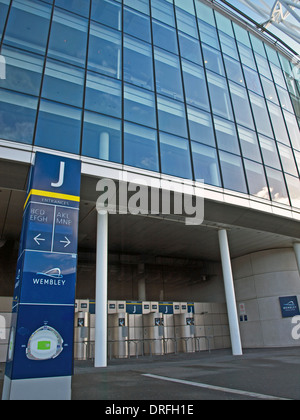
[[187, 106, 215, 147], [283, 110, 300, 151], [244, 159, 269, 199], [267, 102, 289, 145], [285, 174, 300, 208], [48, 10, 88, 67], [270, 63, 285, 88], [55, 0, 90, 17], [91, 0, 122, 30], [195, 2, 215, 26], [207, 71, 234, 121], [35, 100, 81, 154], [277, 86, 294, 113], [178, 32, 202, 66], [259, 135, 281, 170], [124, 0, 149, 15], [243, 65, 263, 96], [0, 46, 43, 96], [85, 71, 121, 118], [88, 23, 122, 79], [219, 151, 248, 193], [182, 60, 210, 111], [124, 35, 154, 90], [160, 132, 192, 179], [277, 143, 298, 176], [215, 11, 234, 37], [82, 111, 121, 163], [223, 55, 244, 86], [250, 35, 266, 57], [295, 150, 300, 170], [202, 44, 225, 76], [152, 20, 178, 55], [124, 6, 151, 42], [229, 82, 254, 130], [249, 92, 273, 137], [265, 167, 289, 205], [42, 59, 84, 107], [214, 116, 240, 154], [0, 0, 10, 42], [154, 48, 184, 101], [176, 8, 198, 38], [198, 21, 220, 49], [237, 126, 261, 162], [124, 122, 159, 172], [255, 53, 272, 79], [124, 84, 156, 128], [233, 23, 251, 47], [4, 0, 51, 54], [157, 95, 187, 137], [238, 43, 255, 68], [175, 0, 195, 15], [0, 89, 37, 144], [192, 142, 221, 186], [219, 32, 238, 60], [151, 0, 175, 27], [261, 76, 279, 104]]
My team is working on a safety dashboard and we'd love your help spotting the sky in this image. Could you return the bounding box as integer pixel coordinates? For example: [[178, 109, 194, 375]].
[[220, 0, 300, 55]]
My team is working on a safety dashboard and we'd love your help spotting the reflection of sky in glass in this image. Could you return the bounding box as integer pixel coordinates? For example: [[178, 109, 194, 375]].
[[221, 0, 300, 54]]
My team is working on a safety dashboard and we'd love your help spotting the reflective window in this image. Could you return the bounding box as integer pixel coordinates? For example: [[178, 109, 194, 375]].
[[187, 106, 215, 147], [202, 44, 225, 76], [233, 24, 251, 47], [229, 82, 254, 130], [0, 89, 37, 144], [48, 10, 88, 68], [238, 126, 261, 162], [42, 59, 84, 107], [198, 21, 220, 50], [215, 11, 234, 37], [238, 43, 256, 68], [124, 84, 156, 128], [285, 174, 300, 208], [219, 32, 239, 60], [35, 100, 81, 154], [124, 0, 149, 15], [157, 95, 187, 138], [55, 0, 90, 17], [0, 46, 44, 96], [91, 0, 122, 30], [265, 167, 289, 205], [124, 122, 159, 172], [152, 20, 178, 55], [124, 6, 151, 42], [160, 132, 192, 179], [175, 0, 195, 15], [124, 35, 154, 90], [255, 54, 272, 79], [178, 32, 202, 66], [4, 0, 51, 55], [249, 92, 273, 137], [89, 23, 122, 79], [151, 0, 175, 27], [154, 48, 184, 101], [192, 142, 221, 186], [85, 72, 121, 118], [207, 71, 234, 121], [267, 102, 289, 145], [82, 111, 121, 163], [270, 63, 285, 88], [223, 55, 244, 86], [250, 35, 266, 57], [243, 65, 263, 96], [259, 135, 281, 170], [244, 159, 269, 199], [283, 110, 300, 151], [214, 116, 240, 154], [176, 8, 198, 39], [277, 143, 298, 176], [261, 76, 279, 105], [195, 2, 215, 26], [0, 0, 10, 42], [277, 86, 294, 113], [182, 60, 210, 111], [219, 151, 248, 193], [295, 150, 300, 171]]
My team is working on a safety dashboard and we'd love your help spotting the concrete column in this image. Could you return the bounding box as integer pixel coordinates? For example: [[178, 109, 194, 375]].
[[94, 210, 108, 368], [218, 229, 243, 356], [293, 243, 300, 276]]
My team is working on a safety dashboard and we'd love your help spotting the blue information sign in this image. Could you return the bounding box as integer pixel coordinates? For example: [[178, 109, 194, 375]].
[[279, 296, 300, 318], [5, 152, 81, 384]]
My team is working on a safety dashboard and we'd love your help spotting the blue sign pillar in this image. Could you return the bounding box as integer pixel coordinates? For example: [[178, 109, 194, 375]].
[[2, 152, 81, 400]]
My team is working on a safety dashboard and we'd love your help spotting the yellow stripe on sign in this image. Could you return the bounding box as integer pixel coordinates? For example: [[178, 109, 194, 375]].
[[24, 189, 80, 209]]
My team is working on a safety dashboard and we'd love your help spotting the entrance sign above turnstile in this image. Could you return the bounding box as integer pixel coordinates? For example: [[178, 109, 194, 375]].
[[2, 152, 81, 401]]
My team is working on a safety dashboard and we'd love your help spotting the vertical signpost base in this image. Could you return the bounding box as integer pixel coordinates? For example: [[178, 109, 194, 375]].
[[2, 153, 81, 401]]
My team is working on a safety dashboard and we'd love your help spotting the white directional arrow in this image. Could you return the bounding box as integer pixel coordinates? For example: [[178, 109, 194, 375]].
[[34, 233, 46, 246], [60, 236, 71, 248]]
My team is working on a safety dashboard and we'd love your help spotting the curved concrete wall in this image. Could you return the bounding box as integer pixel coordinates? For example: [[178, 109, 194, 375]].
[[232, 248, 300, 348]]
